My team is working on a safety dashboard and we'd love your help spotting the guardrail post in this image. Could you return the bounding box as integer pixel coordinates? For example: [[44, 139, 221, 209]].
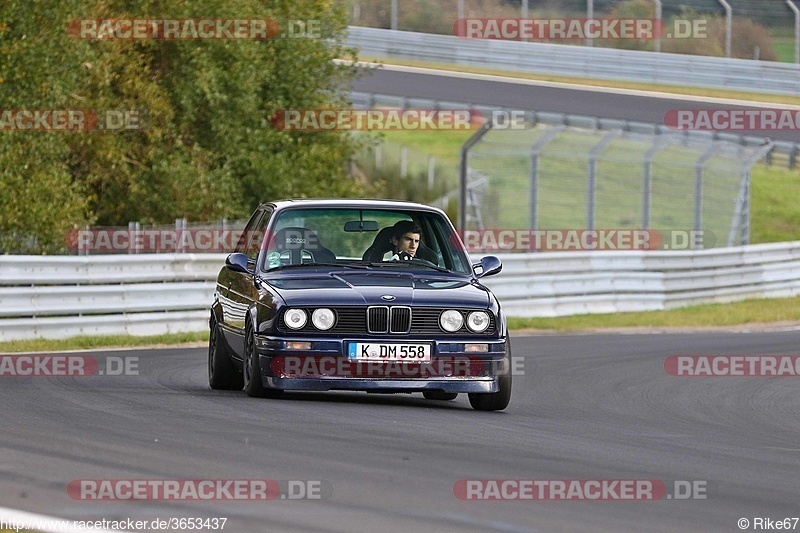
[[586, 0, 594, 47], [391, 0, 398, 31], [428, 155, 435, 190]]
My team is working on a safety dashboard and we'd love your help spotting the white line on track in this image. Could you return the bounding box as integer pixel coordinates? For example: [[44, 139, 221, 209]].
[[0, 506, 126, 533]]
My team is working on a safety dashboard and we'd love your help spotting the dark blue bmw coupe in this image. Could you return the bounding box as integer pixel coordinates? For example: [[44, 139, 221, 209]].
[[208, 199, 511, 410]]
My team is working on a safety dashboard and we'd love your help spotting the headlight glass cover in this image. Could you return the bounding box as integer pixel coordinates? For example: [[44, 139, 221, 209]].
[[440, 310, 464, 332]]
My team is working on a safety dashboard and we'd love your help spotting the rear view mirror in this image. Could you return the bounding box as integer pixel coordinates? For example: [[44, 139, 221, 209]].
[[226, 252, 252, 273], [344, 220, 379, 232], [473, 256, 502, 278]]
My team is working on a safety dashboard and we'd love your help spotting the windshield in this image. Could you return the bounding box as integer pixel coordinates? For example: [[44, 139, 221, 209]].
[[259, 207, 471, 275]]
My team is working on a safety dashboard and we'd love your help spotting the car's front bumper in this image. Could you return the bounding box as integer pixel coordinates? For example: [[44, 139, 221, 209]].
[[254, 335, 509, 393]]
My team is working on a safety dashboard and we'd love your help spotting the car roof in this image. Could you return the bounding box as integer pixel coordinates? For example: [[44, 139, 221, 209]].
[[259, 198, 446, 215]]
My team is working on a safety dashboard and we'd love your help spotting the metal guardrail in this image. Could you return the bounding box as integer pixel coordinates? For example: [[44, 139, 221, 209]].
[[347, 26, 800, 96], [0, 254, 226, 341], [483, 241, 800, 316], [2, 245, 800, 340]]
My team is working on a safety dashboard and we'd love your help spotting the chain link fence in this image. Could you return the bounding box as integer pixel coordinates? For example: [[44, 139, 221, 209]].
[[461, 120, 772, 249]]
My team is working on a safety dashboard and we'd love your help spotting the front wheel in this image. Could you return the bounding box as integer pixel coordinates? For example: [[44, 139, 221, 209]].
[[468, 353, 512, 411], [243, 326, 283, 399], [208, 317, 243, 390]]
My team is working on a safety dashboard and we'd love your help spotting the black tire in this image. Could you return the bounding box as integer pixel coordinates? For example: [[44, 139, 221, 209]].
[[208, 317, 243, 390], [468, 353, 512, 411], [423, 391, 458, 401], [243, 325, 283, 399]]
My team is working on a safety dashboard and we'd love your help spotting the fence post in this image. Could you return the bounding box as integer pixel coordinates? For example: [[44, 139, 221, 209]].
[[643, 137, 668, 229], [128, 222, 140, 254], [695, 145, 718, 249], [175, 218, 187, 253], [717, 0, 732, 58], [789, 0, 800, 64], [458, 122, 493, 231], [529, 126, 565, 232], [80, 225, 90, 256], [654, 0, 662, 52], [587, 130, 622, 232], [427, 155, 435, 190]]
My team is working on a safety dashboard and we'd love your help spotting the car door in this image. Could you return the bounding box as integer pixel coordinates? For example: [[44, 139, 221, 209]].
[[219, 207, 271, 356]]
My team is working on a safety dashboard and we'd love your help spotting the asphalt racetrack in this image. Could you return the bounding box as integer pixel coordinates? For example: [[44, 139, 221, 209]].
[[352, 66, 800, 143], [3, 331, 800, 532]]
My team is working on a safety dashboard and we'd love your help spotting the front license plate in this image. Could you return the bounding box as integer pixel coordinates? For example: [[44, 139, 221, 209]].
[[348, 342, 431, 362]]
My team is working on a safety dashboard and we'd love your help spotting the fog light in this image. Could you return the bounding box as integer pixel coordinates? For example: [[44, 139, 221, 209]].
[[464, 343, 489, 353], [285, 341, 311, 350]]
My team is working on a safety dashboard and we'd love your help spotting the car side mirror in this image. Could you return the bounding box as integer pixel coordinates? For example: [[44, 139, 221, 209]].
[[473, 255, 502, 278], [226, 252, 252, 274]]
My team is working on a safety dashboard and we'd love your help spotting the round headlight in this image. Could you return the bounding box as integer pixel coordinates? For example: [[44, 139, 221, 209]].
[[312, 308, 336, 330], [467, 311, 490, 332], [439, 310, 464, 332], [284, 308, 307, 330]]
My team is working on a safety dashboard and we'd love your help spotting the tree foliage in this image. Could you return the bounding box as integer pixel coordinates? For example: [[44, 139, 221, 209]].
[[0, 0, 363, 253]]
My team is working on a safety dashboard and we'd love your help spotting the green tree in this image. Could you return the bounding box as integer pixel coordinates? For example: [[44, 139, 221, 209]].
[[0, 0, 364, 253]]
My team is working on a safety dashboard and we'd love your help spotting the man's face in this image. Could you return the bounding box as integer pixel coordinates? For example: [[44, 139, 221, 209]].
[[393, 232, 420, 256]]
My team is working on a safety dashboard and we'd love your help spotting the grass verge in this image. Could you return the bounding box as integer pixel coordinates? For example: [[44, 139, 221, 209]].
[[508, 296, 800, 332], [0, 331, 208, 354], [2, 298, 800, 353]]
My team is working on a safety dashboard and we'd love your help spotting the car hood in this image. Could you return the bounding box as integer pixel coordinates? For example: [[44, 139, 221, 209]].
[[264, 271, 490, 308]]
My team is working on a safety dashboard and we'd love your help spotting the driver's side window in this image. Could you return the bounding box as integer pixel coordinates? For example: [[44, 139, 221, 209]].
[[234, 208, 272, 263]]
